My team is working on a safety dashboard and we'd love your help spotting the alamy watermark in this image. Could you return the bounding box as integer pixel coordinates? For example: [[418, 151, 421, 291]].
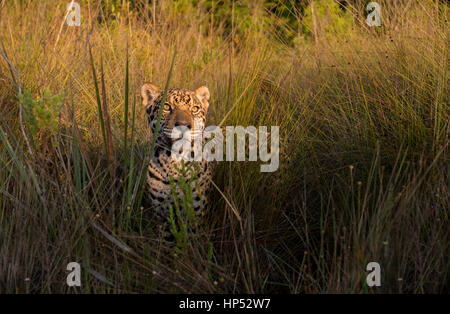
[[366, 262, 381, 287], [66, 262, 81, 287], [366, 2, 381, 27], [169, 118, 279, 173], [66, 1, 81, 27]]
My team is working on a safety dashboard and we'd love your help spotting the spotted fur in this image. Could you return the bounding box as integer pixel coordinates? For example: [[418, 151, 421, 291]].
[[141, 83, 213, 227]]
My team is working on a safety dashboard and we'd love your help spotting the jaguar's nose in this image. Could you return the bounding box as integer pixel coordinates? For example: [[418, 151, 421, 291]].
[[175, 120, 192, 129], [173, 110, 193, 130]]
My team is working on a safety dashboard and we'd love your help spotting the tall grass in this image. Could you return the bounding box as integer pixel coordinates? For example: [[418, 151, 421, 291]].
[[0, 0, 448, 293]]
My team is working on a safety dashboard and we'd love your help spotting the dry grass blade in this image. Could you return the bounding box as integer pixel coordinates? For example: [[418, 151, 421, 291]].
[[100, 56, 115, 179], [90, 221, 132, 253], [0, 40, 33, 157], [88, 268, 114, 287]]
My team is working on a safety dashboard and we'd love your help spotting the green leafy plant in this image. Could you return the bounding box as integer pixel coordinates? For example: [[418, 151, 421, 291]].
[[167, 160, 202, 253], [19, 89, 63, 140]]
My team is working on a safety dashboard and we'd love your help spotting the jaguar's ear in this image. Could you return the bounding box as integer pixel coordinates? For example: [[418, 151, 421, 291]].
[[141, 83, 161, 107], [195, 86, 210, 110]]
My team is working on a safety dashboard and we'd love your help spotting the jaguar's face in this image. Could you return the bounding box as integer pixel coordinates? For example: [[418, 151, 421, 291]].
[[141, 83, 210, 144]]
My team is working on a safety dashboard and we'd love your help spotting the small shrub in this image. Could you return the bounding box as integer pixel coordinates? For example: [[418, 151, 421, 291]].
[[18, 88, 64, 141], [167, 160, 202, 253]]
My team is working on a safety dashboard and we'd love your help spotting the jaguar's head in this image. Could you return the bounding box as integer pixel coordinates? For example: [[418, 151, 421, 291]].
[[141, 83, 210, 146]]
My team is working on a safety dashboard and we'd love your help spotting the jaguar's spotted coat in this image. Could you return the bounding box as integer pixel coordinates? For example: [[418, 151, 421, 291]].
[[141, 83, 213, 226]]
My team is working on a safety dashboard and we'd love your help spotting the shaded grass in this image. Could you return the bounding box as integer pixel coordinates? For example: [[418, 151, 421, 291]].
[[0, 0, 448, 293]]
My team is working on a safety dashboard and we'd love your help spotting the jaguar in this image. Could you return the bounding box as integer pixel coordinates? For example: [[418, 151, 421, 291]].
[[141, 83, 213, 231]]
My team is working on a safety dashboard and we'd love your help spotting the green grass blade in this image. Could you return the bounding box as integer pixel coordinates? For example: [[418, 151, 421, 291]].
[[132, 50, 177, 208], [89, 46, 107, 158]]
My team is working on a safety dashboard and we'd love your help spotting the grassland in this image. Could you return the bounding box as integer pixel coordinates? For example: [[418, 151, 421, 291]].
[[0, 0, 448, 293]]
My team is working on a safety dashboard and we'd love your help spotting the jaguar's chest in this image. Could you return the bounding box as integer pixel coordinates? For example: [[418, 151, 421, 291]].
[[146, 151, 211, 217]]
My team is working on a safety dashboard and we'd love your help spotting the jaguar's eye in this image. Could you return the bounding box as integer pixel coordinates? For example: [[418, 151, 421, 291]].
[[163, 103, 171, 112], [192, 105, 201, 114]]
